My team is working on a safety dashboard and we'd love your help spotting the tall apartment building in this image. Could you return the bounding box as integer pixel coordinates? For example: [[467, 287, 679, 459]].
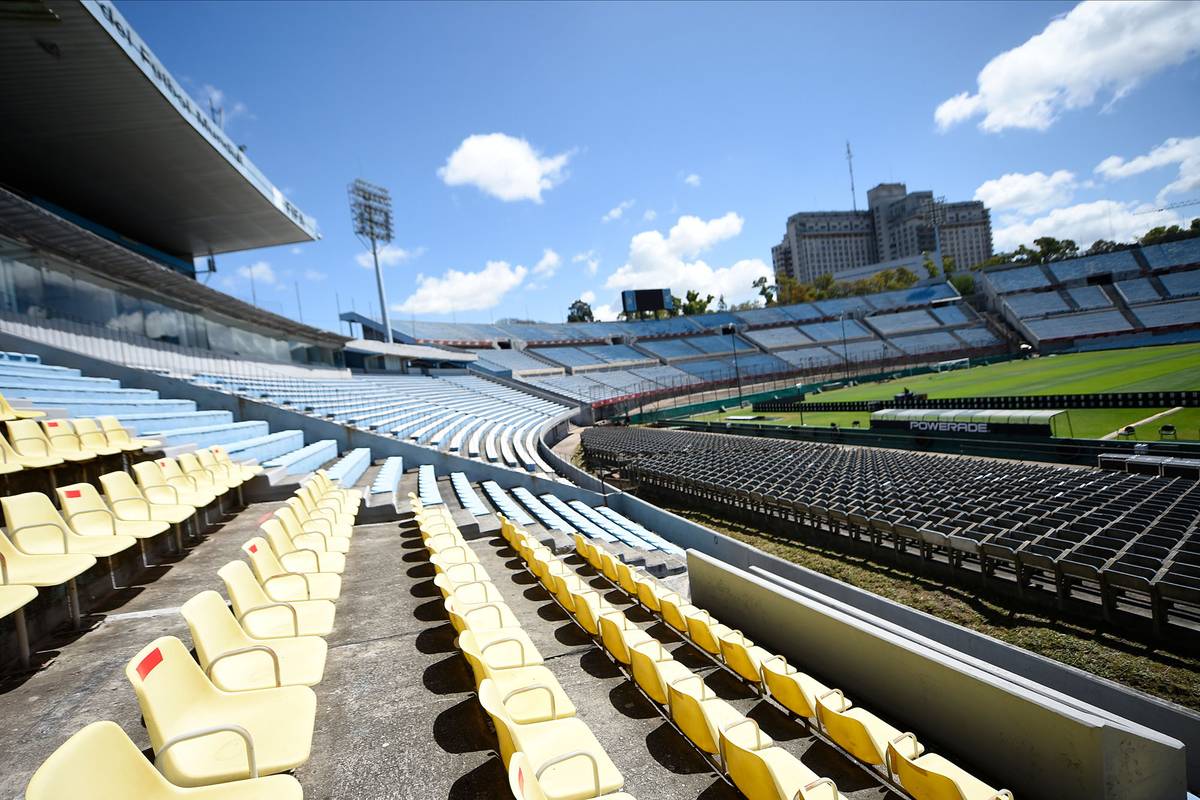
[[773, 183, 992, 283]]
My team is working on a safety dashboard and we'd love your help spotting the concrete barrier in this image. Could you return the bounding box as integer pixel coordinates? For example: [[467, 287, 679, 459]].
[[688, 551, 1186, 800]]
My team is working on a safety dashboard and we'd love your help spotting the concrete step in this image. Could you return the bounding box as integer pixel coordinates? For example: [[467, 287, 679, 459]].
[[156, 420, 271, 448]]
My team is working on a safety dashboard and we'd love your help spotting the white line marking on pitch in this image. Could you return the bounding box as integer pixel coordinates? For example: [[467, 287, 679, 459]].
[[1100, 407, 1182, 440]]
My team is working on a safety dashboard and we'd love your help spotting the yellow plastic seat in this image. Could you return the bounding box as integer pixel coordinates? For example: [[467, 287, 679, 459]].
[[566, 585, 616, 636], [666, 673, 751, 757], [24, 721, 303, 800], [273, 505, 350, 553], [572, 533, 600, 569], [2, 491, 135, 557], [98, 416, 161, 449], [445, 595, 522, 634], [887, 738, 1014, 800], [260, 519, 344, 573], [44, 418, 120, 457], [0, 392, 44, 420], [628, 639, 693, 705], [509, 751, 636, 800], [126, 637, 316, 787], [438, 560, 491, 586], [598, 610, 654, 666], [613, 560, 639, 596], [0, 430, 58, 469], [311, 469, 361, 507], [72, 417, 142, 453], [57, 483, 170, 541], [8, 419, 92, 463], [99, 470, 195, 525], [170, 452, 229, 495], [0, 581, 37, 615], [760, 656, 828, 721], [284, 497, 352, 539], [718, 630, 774, 686], [133, 460, 215, 508], [684, 609, 734, 655], [425, 530, 471, 553], [210, 444, 260, 479], [0, 529, 94, 585], [429, 543, 482, 570], [479, 678, 624, 800], [633, 575, 665, 613], [457, 635, 576, 725], [435, 574, 503, 604], [296, 484, 353, 526], [458, 627, 545, 674], [181, 591, 327, 691], [720, 719, 846, 800], [596, 551, 621, 584], [659, 593, 700, 633], [815, 689, 921, 766], [549, 572, 588, 613], [178, 451, 234, 493], [218, 561, 335, 638], [242, 538, 341, 601], [195, 448, 243, 487]]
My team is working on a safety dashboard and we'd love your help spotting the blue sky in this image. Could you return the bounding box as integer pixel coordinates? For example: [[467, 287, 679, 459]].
[[119, 0, 1200, 332]]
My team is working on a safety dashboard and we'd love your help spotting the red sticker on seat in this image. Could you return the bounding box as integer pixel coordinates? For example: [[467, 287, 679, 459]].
[[47, 421, 59, 427], [136, 647, 163, 679], [249, 544, 257, 553], [64, 489, 81, 498], [517, 769, 524, 795]]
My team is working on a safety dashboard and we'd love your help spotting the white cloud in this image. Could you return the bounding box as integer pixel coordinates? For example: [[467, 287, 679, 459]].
[[684, 173, 702, 187], [289, 247, 303, 256], [533, 248, 561, 277], [303, 269, 327, 281], [580, 290, 596, 304], [642, 209, 657, 222], [935, 1, 1200, 133], [1095, 135, 1200, 204], [592, 304, 620, 322], [237, 261, 277, 286], [602, 199, 635, 223], [355, 243, 425, 269], [572, 250, 600, 276], [393, 261, 527, 314], [974, 170, 1078, 215], [603, 213, 770, 304], [992, 199, 1181, 251], [437, 133, 573, 203]]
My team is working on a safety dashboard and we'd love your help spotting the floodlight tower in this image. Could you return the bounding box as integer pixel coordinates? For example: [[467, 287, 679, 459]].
[[349, 179, 395, 343]]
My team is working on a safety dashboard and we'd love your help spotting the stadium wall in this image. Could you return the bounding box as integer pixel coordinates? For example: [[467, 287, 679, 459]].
[[687, 551, 1185, 800]]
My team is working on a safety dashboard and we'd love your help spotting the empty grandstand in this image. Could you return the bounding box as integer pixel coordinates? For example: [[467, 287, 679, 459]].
[[981, 239, 1200, 351]]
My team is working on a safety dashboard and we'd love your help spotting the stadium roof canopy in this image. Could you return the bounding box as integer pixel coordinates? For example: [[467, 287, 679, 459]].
[[0, 0, 319, 263]]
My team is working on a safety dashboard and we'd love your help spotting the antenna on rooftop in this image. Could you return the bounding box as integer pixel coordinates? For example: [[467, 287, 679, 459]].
[[208, 97, 224, 130], [846, 141, 857, 213], [349, 178, 395, 343]]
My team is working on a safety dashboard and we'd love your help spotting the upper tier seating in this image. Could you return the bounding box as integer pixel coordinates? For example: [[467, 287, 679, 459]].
[[1066, 286, 1112, 310], [798, 319, 871, 343], [1047, 250, 1140, 283], [1160, 269, 1200, 299], [1141, 237, 1200, 269], [1004, 291, 1070, 318], [743, 326, 813, 350], [1132, 298, 1200, 330], [1025, 310, 1133, 342], [469, 348, 561, 375], [1115, 278, 1162, 304], [635, 338, 704, 360], [982, 265, 1051, 293], [865, 309, 938, 336]]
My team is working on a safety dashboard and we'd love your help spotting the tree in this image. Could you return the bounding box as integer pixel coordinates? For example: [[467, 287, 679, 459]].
[[752, 276, 776, 306], [680, 289, 714, 316], [1085, 239, 1124, 255], [566, 299, 593, 323], [729, 300, 760, 311], [921, 253, 940, 279], [949, 272, 975, 297], [1031, 236, 1079, 263], [1141, 224, 1191, 246]]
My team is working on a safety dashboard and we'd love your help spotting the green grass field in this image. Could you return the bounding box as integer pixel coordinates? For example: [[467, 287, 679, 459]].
[[687, 343, 1200, 441]]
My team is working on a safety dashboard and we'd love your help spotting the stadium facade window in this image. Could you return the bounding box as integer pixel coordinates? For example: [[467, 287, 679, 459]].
[[0, 236, 339, 366]]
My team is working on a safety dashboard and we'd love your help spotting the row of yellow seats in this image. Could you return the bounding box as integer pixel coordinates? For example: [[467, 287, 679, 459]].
[[0, 447, 260, 654], [571, 533, 1014, 800], [21, 470, 359, 799], [0, 416, 159, 473], [410, 495, 634, 800]]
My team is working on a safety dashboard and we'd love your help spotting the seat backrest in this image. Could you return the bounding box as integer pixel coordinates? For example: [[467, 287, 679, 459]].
[[274, 503, 308, 535], [243, 537, 286, 581], [476, 678, 518, 764], [99, 471, 149, 511], [760, 657, 816, 719], [816, 694, 879, 764], [888, 742, 969, 800], [598, 611, 633, 664], [455, 629, 489, 688], [180, 590, 251, 669], [260, 519, 297, 556], [56, 483, 113, 535], [549, 573, 577, 611], [97, 416, 124, 433], [69, 418, 109, 450], [719, 632, 762, 684], [124, 637, 215, 750], [2, 492, 72, 554], [567, 587, 602, 635], [628, 640, 673, 704], [508, 751, 553, 800], [176, 452, 205, 474], [41, 419, 82, 452], [156, 457, 189, 482], [218, 560, 272, 615], [720, 727, 786, 800], [24, 721, 166, 799], [660, 594, 689, 632], [195, 449, 222, 470], [132, 460, 167, 487], [666, 676, 719, 753], [635, 578, 661, 612], [7, 419, 51, 456]]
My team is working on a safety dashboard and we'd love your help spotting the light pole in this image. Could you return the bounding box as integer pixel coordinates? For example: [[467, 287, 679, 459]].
[[723, 322, 743, 406], [839, 312, 850, 381], [349, 179, 395, 343]]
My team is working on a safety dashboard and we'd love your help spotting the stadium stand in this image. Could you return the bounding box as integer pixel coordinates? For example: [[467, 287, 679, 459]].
[[582, 426, 1200, 633], [981, 244, 1200, 349]]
